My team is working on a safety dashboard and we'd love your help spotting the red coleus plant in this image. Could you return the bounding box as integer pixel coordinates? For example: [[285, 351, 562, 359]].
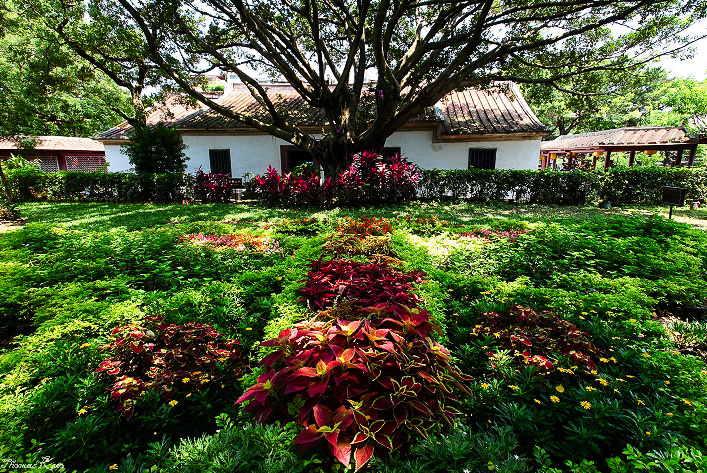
[[237, 304, 471, 471], [298, 259, 426, 311], [472, 305, 603, 375], [95, 317, 244, 418], [337, 216, 393, 236], [181, 233, 281, 253], [458, 228, 528, 242]]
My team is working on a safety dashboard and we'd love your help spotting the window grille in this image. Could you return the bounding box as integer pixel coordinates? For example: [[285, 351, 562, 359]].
[[31, 156, 59, 173], [209, 149, 232, 176], [468, 149, 497, 170], [66, 156, 106, 172]]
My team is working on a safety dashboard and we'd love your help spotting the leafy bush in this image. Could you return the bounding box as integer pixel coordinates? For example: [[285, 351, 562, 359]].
[[4, 156, 48, 200], [95, 317, 245, 418], [121, 123, 188, 174], [298, 259, 426, 311], [193, 166, 236, 203], [600, 166, 707, 204], [458, 228, 528, 242], [253, 151, 419, 208], [237, 305, 471, 471], [471, 305, 603, 374]]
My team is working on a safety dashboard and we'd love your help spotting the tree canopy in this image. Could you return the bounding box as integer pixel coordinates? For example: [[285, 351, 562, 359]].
[[19, 0, 707, 175], [0, 1, 133, 139]]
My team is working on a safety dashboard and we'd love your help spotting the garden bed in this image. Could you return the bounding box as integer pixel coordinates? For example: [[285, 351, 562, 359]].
[[1, 202, 706, 472]]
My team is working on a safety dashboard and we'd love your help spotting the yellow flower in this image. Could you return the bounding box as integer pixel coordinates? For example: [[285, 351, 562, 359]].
[[642, 353, 651, 358], [80, 343, 90, 348], [41, 377, 51, 383], [684, 399, 693, 406], [169, 400, 178, 407], [599, 358, 609, 363], [550, 396, 560, 403], [626, 375, 635, 379], [579, 316, 585, 320], [109, 465, 118, 471], [590, 310, 596, 313], [534, 399, 542, 404], [581, 312, 588, 315], [186, 393, 192, 398], [246, 327, 253, 331], [580, 401, 591, 410], [78, 408, 87, 416], [645, 431, 651, 436], [667, 412, 674, 417], [637, 399, 645, 405], [555, 385, 565, 393], [182, 378, 190, 383], [508, 385, 520, 390], [481, 383, 490, 389], [617, 378, 626, 382], [590, 370, 598, 375], [586, 386, 596, 391], [614, 389, 620, 393], [665, 381, 670, 385], [597, 378, 609, 386], [488, 461, 495, 471], [609, 357, 617, 363]]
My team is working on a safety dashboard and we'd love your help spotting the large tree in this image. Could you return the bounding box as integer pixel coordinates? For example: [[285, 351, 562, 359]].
[[22, 0, 707, 176], [0, 0, 134, 138]]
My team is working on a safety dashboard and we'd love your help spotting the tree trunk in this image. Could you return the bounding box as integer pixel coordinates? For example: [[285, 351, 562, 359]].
[[0, 160, 12, 202]]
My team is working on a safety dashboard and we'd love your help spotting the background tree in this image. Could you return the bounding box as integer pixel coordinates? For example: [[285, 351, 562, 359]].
[[645, 78, 707, 132], [0, 1, 133, 138], [121, 123, 188, 173], [22, 0, 707, 176]]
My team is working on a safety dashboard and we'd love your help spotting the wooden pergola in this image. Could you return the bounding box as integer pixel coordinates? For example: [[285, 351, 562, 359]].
[[539, 127, 703, 170]]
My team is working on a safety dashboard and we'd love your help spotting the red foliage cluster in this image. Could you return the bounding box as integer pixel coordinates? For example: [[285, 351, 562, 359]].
[[95, 317, 244, 418], [458, 228, 527, 242], [337, 216, 392, 236], [181, 233, 280, 252], [252, 151, 420, 208], [194, 166, 236, 203], [237, 304, 471, 471], [254, 166, 334, 208], [298, 259, 425, 311], [472, 305, 602, 374]]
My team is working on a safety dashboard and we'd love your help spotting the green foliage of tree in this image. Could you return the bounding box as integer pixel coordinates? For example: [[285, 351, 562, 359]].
[[121, 123, 188, 173], [18, 0, 707, 176], [645, 78, 707, 132], [0, 1, 133, 138]]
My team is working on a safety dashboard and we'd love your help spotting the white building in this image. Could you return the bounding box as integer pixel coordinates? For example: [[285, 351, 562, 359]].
[[95, 82, 547, 176]]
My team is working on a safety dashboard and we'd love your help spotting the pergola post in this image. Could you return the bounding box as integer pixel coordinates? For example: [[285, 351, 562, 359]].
[[674, 149, 684, 167], [592, 155, 597, 170], [604, 150, 612, 170], [628, 150, 635, 167], [688, 146, 697, 167]]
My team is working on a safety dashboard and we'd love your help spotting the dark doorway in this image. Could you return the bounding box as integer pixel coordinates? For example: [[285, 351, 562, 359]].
[[280, 146, 320, 174]]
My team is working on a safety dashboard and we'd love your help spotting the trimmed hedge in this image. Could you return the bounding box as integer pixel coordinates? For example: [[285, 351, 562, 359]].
[[11, 171, 194, 203], [418, 169, 600, 205], [7, 166, 707, 206], [419, 167, 707, 205]]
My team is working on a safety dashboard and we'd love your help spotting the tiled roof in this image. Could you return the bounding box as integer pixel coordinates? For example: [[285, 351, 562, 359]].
[[0, 136, 104, 152], [95, 82, 546, 140], [541, 127, 695, 151]]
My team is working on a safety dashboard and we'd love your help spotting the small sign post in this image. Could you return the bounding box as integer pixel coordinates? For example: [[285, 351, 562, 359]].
[[662, 186, 686, 220]]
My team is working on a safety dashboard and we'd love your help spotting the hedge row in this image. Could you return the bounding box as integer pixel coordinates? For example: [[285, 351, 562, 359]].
[[419, 167, 707, 205], [6, 171, 193, 203], [6, 167, 707, 205]]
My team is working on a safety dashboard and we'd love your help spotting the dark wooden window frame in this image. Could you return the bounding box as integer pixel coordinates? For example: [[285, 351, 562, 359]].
[[468, 148, 497, 170], [209, 149, 232, 176]]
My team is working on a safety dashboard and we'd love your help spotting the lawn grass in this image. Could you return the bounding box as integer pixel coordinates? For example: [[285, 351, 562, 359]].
[[1, 201, 707, 473]]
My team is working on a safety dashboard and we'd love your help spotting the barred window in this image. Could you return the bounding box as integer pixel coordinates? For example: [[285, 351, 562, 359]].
[[209, 149, 232, 176], [66, 156, 106, 172], [382, 147, 402, 159], [468, 149, 497, 170], [31, 156, 59, 173]]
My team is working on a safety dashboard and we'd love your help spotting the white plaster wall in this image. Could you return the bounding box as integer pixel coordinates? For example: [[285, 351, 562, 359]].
[[105, 129, 540, 175], [181, 134, 292, 177], [386, 130, 540, 170], [104, 145, 133, 172]]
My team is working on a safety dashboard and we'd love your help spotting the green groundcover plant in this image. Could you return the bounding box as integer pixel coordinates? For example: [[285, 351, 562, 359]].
[[0, 204, 706, 472]]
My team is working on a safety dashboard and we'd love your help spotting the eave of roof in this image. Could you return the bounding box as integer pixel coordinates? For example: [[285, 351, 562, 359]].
[[0, 136, 104, 152], [540, 127, 697, 153], [95, 82, 547, 141]]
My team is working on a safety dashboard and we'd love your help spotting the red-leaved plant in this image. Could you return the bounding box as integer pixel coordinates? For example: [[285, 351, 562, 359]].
[[95, 317, 244, 418], [181, 233, 281, 253], [472, 305, 603, 374], [237, 304, 472, 471], [298, 259, 426, 311], [337, 216, 393, 236]]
